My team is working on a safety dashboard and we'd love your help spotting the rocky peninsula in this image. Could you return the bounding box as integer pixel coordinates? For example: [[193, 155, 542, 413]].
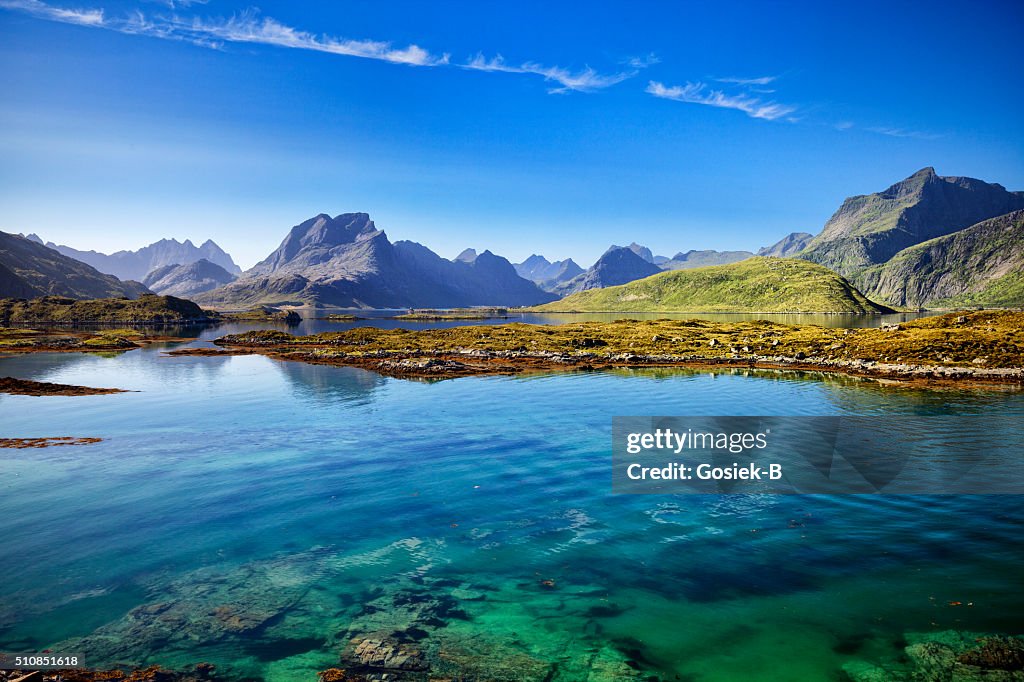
[[196, 311, 1024, 386]]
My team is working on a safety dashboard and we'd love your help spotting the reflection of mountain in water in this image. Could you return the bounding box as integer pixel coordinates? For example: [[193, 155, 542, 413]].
[[270, 358, 386, 406]]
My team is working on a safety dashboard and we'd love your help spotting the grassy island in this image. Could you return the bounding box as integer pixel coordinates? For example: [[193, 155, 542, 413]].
[[0, 294, 221, 324], [201, 311, 1024, 385]]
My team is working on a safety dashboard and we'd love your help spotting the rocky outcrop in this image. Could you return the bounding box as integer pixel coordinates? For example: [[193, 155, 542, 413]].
[[0, 231, 150, 299], [843, 630, 1024, 682], [142, 259, 238, 298]]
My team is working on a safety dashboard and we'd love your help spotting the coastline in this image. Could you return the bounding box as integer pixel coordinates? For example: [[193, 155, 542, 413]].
[[186, 310, 1023, 386]]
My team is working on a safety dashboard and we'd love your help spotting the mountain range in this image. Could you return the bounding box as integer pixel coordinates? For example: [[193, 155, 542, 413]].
[[554, 246, 664, 295], [6, 167, 1021, 311], [790, 167, 1024, 307], [660, 249, 755, 270], [195, 213, 556, 308], [535, 257, 889, 313], [513, 255, 585, 290], [142, 259, 239, 298], [1, 231, 150, 299], [25, 235, 242, 282], [758, 232, 814, 258]]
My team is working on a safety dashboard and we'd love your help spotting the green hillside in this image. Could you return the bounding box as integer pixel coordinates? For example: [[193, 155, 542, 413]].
[[931, 271, 1024, 309], [0, 294, 220, 324], [531, 257, 891, 313], [856, 210, 1024, 308]]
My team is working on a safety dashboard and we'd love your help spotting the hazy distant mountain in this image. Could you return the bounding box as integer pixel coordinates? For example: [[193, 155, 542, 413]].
[[757, 232, 814, 257], [142, 259, 238, 298], [660, 249, 754, 270], [0, 231, 150, 299], [801, 167, 1024, 278], [196, 213, 556, 308], [42, 237, 242, 282], [455, 248, 478, 262], [535, 257, 890, 313], [857, 210, 1024, 308], [555, 246, 663, 295], [514, 254, 585, 291]]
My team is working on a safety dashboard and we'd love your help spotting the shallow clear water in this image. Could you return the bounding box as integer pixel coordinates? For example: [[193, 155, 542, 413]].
[[1, 339, 1022, 681]]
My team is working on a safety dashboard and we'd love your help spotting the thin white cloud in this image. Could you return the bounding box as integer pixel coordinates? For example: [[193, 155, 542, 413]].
[[834, 121, 854, 131], [0, 0, 102, 26], [646, 80, 796, 120], [715, 75, 776, 86], [464, 53, 633, 93], [143, 0, 208, 8], [0, 1, 640, 93], [867, 126, 942, 140], [626, 53, 660, 69], [150, 9, 450, 66]]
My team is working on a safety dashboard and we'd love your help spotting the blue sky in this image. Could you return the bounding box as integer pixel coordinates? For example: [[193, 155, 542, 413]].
[[1, 1, 1022, 269]]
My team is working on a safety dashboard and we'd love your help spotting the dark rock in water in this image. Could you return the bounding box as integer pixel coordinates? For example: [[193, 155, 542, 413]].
[[343, 633, 428, 672], [844, 630, 1024, 682], [957, 636, 1024, 671]]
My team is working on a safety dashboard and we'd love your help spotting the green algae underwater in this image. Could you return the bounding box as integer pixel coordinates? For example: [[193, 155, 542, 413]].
[[1, 340, 1022, 681]]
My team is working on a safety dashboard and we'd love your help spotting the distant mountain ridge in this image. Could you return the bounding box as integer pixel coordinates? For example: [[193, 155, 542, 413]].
[[758, 232, 813, 258], [1, 231, 150, 299], [37, 236, 242, 282], [143, 259, 239, 298], [514, 254, 585, 290], [197, 213, 555, 308], [535, 257, 890, 313], [555, 246, 663, 295], [660, 249, 754, 270]]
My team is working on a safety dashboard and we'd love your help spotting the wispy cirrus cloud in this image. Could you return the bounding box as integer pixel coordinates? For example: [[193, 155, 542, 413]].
[[1, 0, 639, 92], [0, 0, 102, 26], [714, 75, 775, 86], [646, 80, 796, 120], [143, 0, 208, 8], [127, 8, 450, 66], [867, 126, 942, 140], [464, 53, 636, 93]]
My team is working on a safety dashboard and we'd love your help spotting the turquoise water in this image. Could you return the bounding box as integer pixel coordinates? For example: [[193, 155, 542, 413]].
[[1, 339, 1022, 681]]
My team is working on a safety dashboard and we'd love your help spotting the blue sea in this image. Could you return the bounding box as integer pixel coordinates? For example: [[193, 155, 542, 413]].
[[1, 316, 1021, 681]]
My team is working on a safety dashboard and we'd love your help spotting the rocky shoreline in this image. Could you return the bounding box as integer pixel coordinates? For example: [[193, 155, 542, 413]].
[[196, 344, 1024, 386], [0, 377, 128, 396], [197, 310, 1024, 386]]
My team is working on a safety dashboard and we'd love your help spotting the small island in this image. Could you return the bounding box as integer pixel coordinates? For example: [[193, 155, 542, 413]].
[[196, 310, 1024, 385]]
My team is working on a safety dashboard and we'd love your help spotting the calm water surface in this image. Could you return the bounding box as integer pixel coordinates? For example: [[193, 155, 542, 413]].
[[1, 325, 1021, 681]]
